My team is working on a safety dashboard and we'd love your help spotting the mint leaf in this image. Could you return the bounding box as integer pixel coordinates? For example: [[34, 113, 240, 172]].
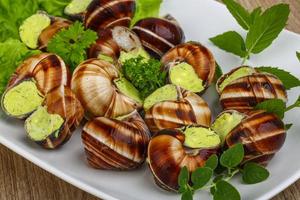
[[286, 96, 300, 112], [245, 4, 290, 54], [213, 180, 241, 200], [242, 162, 269, 184], [178, 166, 189, 192], [222, 0, 251, 30], [191, 167, 213, 190], [250, 7, 262, 25], [285, 123, 293, 130], [181, 189, 193, 200], [297, 52, 300, 62], [220, 143, 244, 168], [256, 66, 300, 90], [214, 62, 223, 81], [131, 0, 162, 26], [205, 154, 219, 171], [210, 31, 247, 58], [255, 99, 286, 119]]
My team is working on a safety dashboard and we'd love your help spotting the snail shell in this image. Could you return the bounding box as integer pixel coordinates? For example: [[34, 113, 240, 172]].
[[219, 72, 287, 112], [132, 16, 185, 58], [84, 0, 136, 32], [38, 18, 72, 50], [218, 110, 286, 166], [145, 87, 211, 133], [161, 42, 216, 89], [26, 86, 84, 149], [71, 59, 142, 118], [82, 110, 150, 170], [148, 128, 218, 191]]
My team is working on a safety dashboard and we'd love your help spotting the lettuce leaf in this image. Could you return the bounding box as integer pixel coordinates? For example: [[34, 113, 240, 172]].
[[38, 0, 71, 17]]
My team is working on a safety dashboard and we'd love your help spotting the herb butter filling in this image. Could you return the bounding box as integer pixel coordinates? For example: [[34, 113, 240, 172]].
[[25, 106, 64, 141], [169, 62, 204, 93], [119, 48, 150, 64], [143, 84, 178, 110], [211, 112, 245, 144], [114, 77, 143, 104], [183, 127, 221, 149], [2, 80, 44, 117]]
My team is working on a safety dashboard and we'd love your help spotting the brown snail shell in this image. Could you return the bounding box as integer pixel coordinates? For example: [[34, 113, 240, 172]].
[[38, 18, 72, 50], [217, 110, 286, 166], [145, 87, 211, 133], [132, 16, 185, 58], [82, 110, 150, 170], [71, 59, 142, 118], [148, 128, 219, 191], [161, 42, 216, 89], [26, 86, 84, 149], [84, 0, 136, 32], [218, 70, 287, 112]]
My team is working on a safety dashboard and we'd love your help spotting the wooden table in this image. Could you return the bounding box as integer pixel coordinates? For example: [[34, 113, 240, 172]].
[[1, 0, 300, 199]]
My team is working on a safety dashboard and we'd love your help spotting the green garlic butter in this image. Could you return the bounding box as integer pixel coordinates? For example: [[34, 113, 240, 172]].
[[114, 76, 143, 104], [183, 127, 221, 148]]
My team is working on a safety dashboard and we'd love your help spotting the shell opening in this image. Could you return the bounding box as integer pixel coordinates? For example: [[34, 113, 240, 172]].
[[143, 84, 178, 110], [218, 66, 256, 92], [25, 106, 64, 141], [112, 26, 142, 52], [114, 77, 143, 104], [211, 111, 245, 144], [19, 13, 51, 49], [169, 62, 204, 93], [183, 126, 220, 149], [64, 0, 92, 15], [2, 80, 44, 117]]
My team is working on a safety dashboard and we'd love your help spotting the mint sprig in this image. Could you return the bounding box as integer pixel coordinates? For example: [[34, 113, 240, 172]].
[[178, 144, 269, 200], [210, 1, 290, 64]]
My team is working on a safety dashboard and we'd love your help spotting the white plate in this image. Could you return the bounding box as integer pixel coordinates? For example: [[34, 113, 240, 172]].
[[1, 0, 300, 199]]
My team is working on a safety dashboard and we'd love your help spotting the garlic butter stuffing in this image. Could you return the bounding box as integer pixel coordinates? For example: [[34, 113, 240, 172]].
[[1, 0, 300, 200]]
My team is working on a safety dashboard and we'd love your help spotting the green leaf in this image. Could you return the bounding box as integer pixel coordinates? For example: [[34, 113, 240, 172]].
[[245, 4, 290, 54], [250, 7, 262, 25], [256, 66, 300, 90], [297, 52, 300, 62], [191, 167, 213, 190], [131, 0, 162, 26], [178, 166, 189, 190], [181, 189, 193, 200], [213, 180, 241, 200], [210, 31, 247, 58], [285, 96, 300, 112], [205, 154, 219, 171], [255, 99, 286, 119], [220, 143, 244, 168], [242, 162, 270, 184], [213, 174, 225, 183], [215, 62, 223, 81], [38, 0, 71, 17], [222, 0, 251, 30], [285, 123, 293, 130]]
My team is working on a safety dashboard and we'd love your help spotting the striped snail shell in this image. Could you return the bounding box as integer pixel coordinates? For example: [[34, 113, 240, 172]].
[[38, 18, 72, 50], [148, 128, 219, 191], [213, 110, 286, 166], [25, 86, 84, 149], [1, 53, 70, 119], [84, 0, 136, 32], [82, 110, 150, 170], [145, 86, 211, 133], [161, 42, 216, 90], [71, 59, 142, 118], [132, 16, 185, 58], [217, 67, 287, 112]]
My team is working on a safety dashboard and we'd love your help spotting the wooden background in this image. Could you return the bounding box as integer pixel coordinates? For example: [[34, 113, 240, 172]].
[[1, 0, 300, 199]]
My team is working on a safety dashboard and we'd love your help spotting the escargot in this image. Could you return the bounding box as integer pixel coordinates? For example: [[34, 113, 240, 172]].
[[161, 42, 216, 93], [212, 110, 286, 165], [82, 110, 150, 170], [216, 66, 287, 112], [25, 86, 84, 149], [144, 84, 211, 133], [84, 0, 136, 32], [1, 53, 70, 119], [132, 16, 185, 58], [148, 126, 220, 191], [71, 59, 142, 118]]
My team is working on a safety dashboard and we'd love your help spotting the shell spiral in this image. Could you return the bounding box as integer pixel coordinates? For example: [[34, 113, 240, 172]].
[[71, 59, 142, 118], [82, 110, 151, 170]]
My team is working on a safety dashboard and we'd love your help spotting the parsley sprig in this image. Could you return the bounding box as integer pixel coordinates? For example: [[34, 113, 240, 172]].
[[47, 21, 97, 71], [122, 56, 166, 99], [210, 0, 290, 64], [179, 144, 269, 200]]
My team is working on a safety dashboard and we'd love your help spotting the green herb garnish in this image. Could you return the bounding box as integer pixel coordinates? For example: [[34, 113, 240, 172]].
[[297, 52, 300, 62], [47, 21, 97, 71], [210, 1, 290, 64], [242, 162, 269, 184], [122, 56, 166, 99], [38, 0, 71, 17]]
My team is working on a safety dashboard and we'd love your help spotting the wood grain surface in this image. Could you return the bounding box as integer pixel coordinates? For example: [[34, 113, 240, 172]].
[[0, 0, 300, 200]]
